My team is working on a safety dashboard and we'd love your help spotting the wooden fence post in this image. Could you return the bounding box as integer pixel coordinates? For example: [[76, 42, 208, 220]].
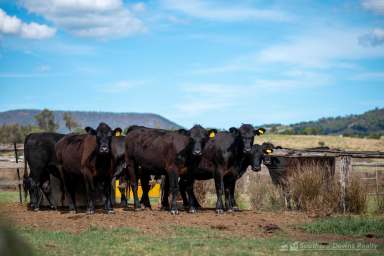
[[339, 155, 351, 213]]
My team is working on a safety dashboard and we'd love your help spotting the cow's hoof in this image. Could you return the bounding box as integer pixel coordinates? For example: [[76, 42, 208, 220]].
[[33, 208, 40, 212], [134, 207, 143, 211], [233, 207, 240, 212], [170, 209, 179, 215], [227, 208, 233, 213], [86, 209, 95, 215], [107, 210, 115, 214], [189, 208, 197, 214], [216, 209, 224, 214], [69, 210, 77, 214]]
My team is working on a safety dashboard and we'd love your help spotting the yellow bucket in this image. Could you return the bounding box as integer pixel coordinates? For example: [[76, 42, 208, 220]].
[[115, 180, 161, 199]]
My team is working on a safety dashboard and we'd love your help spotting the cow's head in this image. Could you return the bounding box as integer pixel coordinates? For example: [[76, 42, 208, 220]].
[[178, 125, 217, 156], [261, 142, 274, 165], [23, 177, 41, 210], [85, 123, 120, 155], [229, 124, 265, 153], [250, 144, 263, 172]]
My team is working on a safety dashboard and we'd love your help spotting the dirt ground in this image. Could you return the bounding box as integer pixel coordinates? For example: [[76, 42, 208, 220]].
[[1, 202, 383, 244]]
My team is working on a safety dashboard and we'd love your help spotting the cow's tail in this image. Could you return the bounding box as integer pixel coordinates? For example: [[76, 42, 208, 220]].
[[23, 134, 31, 201]]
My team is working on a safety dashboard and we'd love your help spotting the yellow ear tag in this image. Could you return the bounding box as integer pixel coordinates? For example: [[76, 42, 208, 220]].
[[209, 132, 216, 139], [258, 130, 264, 135], [266, 149, 272, 154], [116, 131, 121, 136]]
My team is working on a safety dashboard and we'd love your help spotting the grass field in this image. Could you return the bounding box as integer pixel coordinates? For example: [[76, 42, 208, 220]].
[[1, 191, 384, 256], [257, 134, 383, 151]]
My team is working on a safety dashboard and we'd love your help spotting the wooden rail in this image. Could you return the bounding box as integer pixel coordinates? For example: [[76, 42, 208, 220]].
[[0, 143, 23, 203], [270, 149, 384, 158]]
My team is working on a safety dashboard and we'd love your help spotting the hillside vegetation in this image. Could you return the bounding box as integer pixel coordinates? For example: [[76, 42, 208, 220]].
[[0, 109, 181, 133], [265, 108, 384, 138]]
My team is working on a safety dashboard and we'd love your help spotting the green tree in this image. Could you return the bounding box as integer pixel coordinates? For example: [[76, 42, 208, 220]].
[[0, 124, 36, 143], [34, 109, 58, 132], [63, 112, 79, 132]]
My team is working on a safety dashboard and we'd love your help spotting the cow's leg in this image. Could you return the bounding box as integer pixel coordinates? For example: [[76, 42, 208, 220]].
[[140, 174, 151, 209], [229, 179, 239, 211], [41, 179, 56, 210], [104, 177, 114, 214], [68, 175, 77, 213], [168, 168, 180, 215], [118, 177, 128, 209], [58, 166, 76, 212], [160, 175, 170, 210], [34, 184, 43, 211], [83, 172, 95, 214], [224, 179, 231, 211], [185, 178, 198, 213], [50, 166, 65, 207], [126, 161, 141, 210], [214, 170, 225, 214], [178, 177, 189, 210]]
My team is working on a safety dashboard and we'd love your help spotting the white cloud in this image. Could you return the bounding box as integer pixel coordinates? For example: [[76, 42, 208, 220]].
[[174, 77, 330, 117], [0, 8, 55, 39], [359, 28, 384, 46], [362, 0, 384, 14], [161, 0, 290, 22], [131, 2, 146, 13], [20, 0, 146, 38], [257, 28, 384, 68]]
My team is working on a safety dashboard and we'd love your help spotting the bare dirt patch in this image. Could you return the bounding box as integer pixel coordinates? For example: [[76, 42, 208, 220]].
[[1, 202, 383, 244]]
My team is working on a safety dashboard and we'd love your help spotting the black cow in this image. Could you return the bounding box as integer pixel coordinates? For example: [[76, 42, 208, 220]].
[[257, 142, 294, 208], [56, 123, 121, 214], [124, 125, 212, 214], [169, 124, 265, 213], [23, 132, 65, 211]]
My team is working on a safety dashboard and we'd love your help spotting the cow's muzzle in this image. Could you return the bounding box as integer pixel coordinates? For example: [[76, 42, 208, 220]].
[[252, 166, 261, 172], [99, 145, 110, 154]]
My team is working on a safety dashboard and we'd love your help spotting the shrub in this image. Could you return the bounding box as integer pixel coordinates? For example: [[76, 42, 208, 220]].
[[374, 195, 384, 214], [288, 161, 340, 215], [345, 177, 367, 214], [248, 174, 285, 211]]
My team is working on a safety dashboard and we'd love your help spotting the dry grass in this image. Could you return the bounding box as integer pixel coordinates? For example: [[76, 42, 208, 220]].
[[256, 134, 383, 151], [374, 195, 384, 214], [345, 177, 368, 214], [288, 162, 341, 215], [248, 174, 285, 211]]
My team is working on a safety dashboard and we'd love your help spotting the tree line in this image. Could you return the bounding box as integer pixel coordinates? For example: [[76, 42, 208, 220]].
[[0, 109, 80, 143]]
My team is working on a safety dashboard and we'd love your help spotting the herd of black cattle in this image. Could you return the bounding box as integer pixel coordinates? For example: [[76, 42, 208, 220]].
[[23, 122, 284, 215]]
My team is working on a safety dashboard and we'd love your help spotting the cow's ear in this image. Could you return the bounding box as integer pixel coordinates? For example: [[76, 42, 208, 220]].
[[262, 142, 274, 154], [229, 127, 239, 136], [208, 129, 217, 140], [178, 129, 189, 135], [113, 128, 123, 136], [254, 127, 266, 136], [85, 127, 96, 135]]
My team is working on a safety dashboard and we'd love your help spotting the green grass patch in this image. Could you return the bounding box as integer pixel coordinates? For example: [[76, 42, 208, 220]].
[[16, 226, 290, 256], [0, 190, 20, 204], [302, 216, 384, 238], [13, 225, 384, 256]]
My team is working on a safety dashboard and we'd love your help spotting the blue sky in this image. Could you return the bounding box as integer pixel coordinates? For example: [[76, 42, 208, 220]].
[[0, 0, 383, 129]]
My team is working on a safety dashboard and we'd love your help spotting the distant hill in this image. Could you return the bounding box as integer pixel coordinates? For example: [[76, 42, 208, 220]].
[[263, 108, 384, 138], [0, 109, 182, 132]]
